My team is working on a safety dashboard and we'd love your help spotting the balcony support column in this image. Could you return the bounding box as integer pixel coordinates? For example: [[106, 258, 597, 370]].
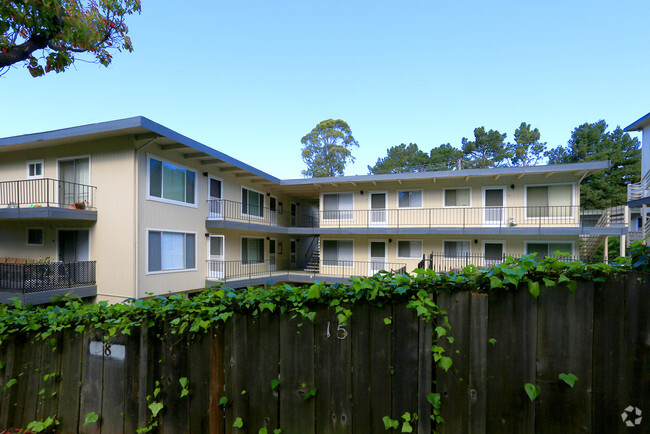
[[603, 236, 608, 262]]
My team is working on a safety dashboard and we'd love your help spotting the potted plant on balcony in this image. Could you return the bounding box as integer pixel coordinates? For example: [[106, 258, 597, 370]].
[[508, 217, 517, 227], [74, 200, 88, 210]]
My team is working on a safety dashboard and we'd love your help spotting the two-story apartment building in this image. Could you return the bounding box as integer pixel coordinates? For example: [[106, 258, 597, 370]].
[[625, 111, 650, 244], [0, 117, 626, 304]]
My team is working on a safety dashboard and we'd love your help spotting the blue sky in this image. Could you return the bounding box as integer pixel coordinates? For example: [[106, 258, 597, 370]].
[[2, 0, 649, 179]]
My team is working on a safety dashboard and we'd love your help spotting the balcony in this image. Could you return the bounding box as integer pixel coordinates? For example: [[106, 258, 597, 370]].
[[0, 178, 97, 220], [627, 169, 650, 207], [0, 260, 97, 305], [417, 252, 601, 273], [206, 259, 407, 288]]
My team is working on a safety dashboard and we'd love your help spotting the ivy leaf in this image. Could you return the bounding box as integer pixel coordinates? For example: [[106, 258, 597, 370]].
[[401, 421, 413, 433], [5, 378, 17, 389], [401, 412, 411, 422], [233, 417, 244, 428], [558, 373, 578, 388], [149, 402, 164, 418], [384, 317, 392, 325], [271, 379, 280, 391], [438, 356, 453, 372], [542, 277, 555, 287], [528, 281, 540, 298], [382, 416, 399, 430], [259, 427, 268, 434], [83, 411, 99, 426], [489, 276, 503, 289], [524, 383, 540, 401], [434, 326, 446, 337], [427, 392, 441, 409], [567, 281, 577, 295], [218, 396, 229, 406], [306, 285, 321, 300]]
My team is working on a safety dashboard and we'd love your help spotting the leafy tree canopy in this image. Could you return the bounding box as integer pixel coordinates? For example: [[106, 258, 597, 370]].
[[461, 127, 511, 168], [429, 143, 465, 171], [509, 122, 546, 166], [368, 143, 429, 174], [301, 119, 359, 177], [546, 120, 640, 208], [0, 0, 141, 77]]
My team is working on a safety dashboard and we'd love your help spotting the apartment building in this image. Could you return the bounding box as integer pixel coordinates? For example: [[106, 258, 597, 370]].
[[0, 117, 626, 304], [625, 111, 650, 244]]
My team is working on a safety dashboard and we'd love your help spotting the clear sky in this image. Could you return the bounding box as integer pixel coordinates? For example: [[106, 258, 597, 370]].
[[1, 0, 649, 179]]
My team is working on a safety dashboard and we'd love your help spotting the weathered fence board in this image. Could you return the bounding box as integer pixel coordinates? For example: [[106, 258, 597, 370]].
[[0, 275, 648, 433]]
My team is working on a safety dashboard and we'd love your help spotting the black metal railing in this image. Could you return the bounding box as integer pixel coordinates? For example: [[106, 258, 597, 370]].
[[0, 261, 96, 293], [416, 252, 609, 272], [0, 178, 97, 210], [206, 259, 407, 281], [207, 201, 623, 230]]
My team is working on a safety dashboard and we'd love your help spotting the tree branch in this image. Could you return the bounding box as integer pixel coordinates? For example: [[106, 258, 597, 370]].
[[0, 34, 49, 68]]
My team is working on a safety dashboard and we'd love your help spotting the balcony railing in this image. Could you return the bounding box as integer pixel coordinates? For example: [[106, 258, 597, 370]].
[[208, 200, 613, 229], [627, 169, 650, 202], [207, 259, 407, 282], [0, 261, 96, 293], [0, 178, 96, 210], [417, 252, 607, 273]]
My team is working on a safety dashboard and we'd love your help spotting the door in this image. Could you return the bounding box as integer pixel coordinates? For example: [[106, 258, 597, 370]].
[[269, 238, 277, 271], [290, 203, 297, 226], [58, 157, 90, 206], [370, 192, 387, 226], [269, 197, 277, 226], [208, 236, 224, 279], [290, 239, 297, 268], [484, 188, 505, 225], [483, 242, 504, 266], [208, 177, 222, 219], [58, 230, 90, 262], [369, 241, 387, 275]]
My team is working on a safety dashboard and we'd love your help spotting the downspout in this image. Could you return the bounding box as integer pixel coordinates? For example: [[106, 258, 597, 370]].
[[133, 136, 160, 299]]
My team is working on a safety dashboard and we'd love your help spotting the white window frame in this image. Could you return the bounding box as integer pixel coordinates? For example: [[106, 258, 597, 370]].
[[240, 236, 265, 266], [321, 238, 354, 267], [397, 189, 424, 209], [524, 183, 576, 219], [321, 192, 355, 221], [207, 175, 223, 219], [442, 188, 472, 208], [26, 227, 44, 247], [146, 228, 198, 275], [241, 186, 265, 219], [524, 240, 575, 258], [146, 154, 198, 208], [26, 160, 44, 179], [396, 239, 423, 259], [442, 239, 472, 258]]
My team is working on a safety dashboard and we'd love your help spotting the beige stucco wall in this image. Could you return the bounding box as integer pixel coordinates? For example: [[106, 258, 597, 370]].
[[0, 137, 136, 302]]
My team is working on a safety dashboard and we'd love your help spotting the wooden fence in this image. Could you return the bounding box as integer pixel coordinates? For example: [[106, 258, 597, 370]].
[[0, 273, 648, 433]]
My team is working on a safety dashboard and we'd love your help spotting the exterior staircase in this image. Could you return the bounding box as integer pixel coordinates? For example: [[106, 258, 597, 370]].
[[304, 237, 320, 274], [580, 205, 626, 258]]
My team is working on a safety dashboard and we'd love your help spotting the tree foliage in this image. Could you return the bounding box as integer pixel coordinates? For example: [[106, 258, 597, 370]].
[[429, 143, 465, 171], [301, 119, 359, 177], [546, 120, 640, 208], [368, 143, 429, 174], [0, 0, 141, 77], [461, 127, 511, 168], [509, 122, 546, 166]]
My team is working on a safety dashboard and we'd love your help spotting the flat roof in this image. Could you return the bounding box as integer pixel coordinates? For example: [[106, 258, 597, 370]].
[[0, 117, 610, 187], [624, 111, 650, 132]]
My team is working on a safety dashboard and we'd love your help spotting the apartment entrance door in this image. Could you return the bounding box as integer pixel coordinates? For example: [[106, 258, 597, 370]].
[[208, 177, 222, 219], [269, 238, 277, 271], [484, 188, 505, 226], [208, 236, 224, 279], [370, 192, 388, 226], [290, 239, 297, 268], [269, 197, 277, 226], [370, 241, 387, 275], [58, 230, 89, 262]]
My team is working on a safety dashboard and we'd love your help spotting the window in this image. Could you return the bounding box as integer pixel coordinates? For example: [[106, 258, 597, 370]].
[[242, 237, 264, 264], [242, 188, 264, 217], [148, 231, 196, 272], [398, 190, 423, 208], [484, 242, 504, 260], [444, 188, 470, 207], [526, 242, 572, 258], [526, 185, 573, 217], [27, 160, 43, 179], [322, 240, 353, 265], [397, 240, 422, 258], [27, 228, 44, 246], [444, 241, 470, 258], [322, 193, 353, 220], [148, 156, 196, 205]]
